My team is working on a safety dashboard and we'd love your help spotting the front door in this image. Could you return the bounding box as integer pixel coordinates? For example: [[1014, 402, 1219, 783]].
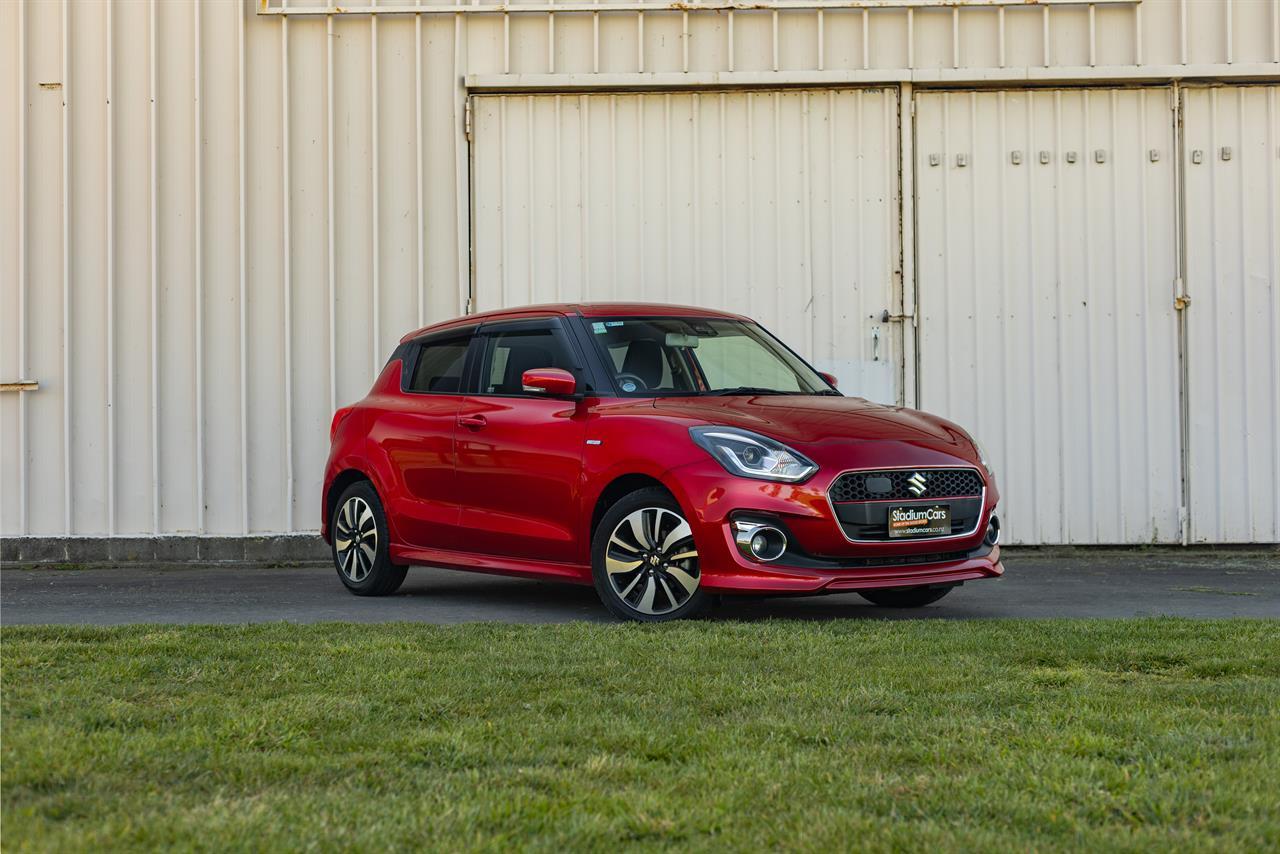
[[453, 318, 589, 564]]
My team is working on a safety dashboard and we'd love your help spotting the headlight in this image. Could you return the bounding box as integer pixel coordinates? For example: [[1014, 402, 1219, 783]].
[[969, 433, 995, 480], [689, 426, 818, 483]]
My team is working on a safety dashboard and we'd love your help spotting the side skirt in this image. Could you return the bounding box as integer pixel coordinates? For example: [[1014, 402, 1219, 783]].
[[390, 544, 594, 585]]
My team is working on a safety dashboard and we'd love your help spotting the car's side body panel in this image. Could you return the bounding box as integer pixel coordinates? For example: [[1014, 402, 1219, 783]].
[[323, 303, 1004, 597]]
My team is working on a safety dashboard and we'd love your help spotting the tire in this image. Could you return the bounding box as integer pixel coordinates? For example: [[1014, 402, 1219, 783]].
[[330, 480, 408, 596], [857, 585, 953, 608], [591, 487, 708, 622]]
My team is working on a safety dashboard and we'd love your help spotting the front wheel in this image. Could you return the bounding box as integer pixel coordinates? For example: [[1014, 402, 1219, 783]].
[[331, 481, 408, 596], [591, 488, 708, 622], [857, 586, 953, 608]]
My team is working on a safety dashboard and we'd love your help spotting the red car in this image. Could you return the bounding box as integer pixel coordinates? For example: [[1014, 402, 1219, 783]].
[[322, 303, 1002, 621]]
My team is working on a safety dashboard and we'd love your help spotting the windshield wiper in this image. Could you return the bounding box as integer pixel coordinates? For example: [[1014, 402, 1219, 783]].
[[703, 386, 796, 396]]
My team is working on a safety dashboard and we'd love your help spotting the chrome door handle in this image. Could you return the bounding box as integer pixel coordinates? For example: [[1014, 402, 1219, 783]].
[[458, 415, 487, 429]]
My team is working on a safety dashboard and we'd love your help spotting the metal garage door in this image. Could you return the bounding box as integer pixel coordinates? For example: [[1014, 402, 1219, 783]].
[[1182, 85, 1280, 543], [914, 89, 1183, 545], [469, 89, 903, 405]]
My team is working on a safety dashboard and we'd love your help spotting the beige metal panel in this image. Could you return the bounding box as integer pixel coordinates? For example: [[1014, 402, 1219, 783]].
[[0, 0, 21, 534], [287, 15, 332, 537], [331, 14, 377, 414], [19, 0, 66, 535], [470, 88, 902, 403], [915, 88, 1182, 544], [68, 0, 110, 534], [155, 0, 200, 533], [201, 0, 248, 535], [1183, 85, 1280, 543], [422, 14, 469, 324], [243, 0, 289, 533], [687, 13, 730, 72], [109, 0, 157, 536], [291, 0, 1280, 74], [1231, 0, 1280, 63]]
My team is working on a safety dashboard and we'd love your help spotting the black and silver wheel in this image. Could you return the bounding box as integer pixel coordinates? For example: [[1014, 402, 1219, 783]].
[[330, 480, 408, 596], [591, 487, 707, 622], [857, 585, 953, 608]]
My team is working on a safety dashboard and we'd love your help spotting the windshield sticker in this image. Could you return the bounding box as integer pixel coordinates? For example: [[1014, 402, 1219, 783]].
[[605, 321, 624, 327], [592, 322, 607, 334]]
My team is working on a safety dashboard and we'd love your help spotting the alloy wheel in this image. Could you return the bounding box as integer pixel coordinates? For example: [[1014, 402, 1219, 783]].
[[605, 506, 700, 616], [335, 496, 378, 583]]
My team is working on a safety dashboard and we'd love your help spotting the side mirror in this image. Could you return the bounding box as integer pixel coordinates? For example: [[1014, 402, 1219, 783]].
[[819, 371, 839, 389], [521, 367, 578, 397]]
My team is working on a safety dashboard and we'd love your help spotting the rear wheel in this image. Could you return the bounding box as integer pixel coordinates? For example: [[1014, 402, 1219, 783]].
[[331, 481, 407, 596], [591, 487, 707, 622], [857, 586, 953, 608]]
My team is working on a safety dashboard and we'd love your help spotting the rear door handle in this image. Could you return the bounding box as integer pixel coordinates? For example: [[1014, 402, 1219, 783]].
[[458, 414, 487, 429]]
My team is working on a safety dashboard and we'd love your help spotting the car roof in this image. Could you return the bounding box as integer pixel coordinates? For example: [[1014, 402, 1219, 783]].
[[398, 302, 751, 343]]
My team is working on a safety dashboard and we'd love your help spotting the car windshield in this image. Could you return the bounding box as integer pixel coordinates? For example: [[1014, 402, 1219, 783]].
[[586, 317, 835, 396]]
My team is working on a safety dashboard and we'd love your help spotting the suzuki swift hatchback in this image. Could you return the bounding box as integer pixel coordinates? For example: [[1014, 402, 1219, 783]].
[[322, 303, 1002, 621]]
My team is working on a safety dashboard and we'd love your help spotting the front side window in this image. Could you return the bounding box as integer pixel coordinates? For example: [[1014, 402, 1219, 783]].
[[586, 317, 833, 397], [479, 326, 578, 395], [407, 334, 470, 393]]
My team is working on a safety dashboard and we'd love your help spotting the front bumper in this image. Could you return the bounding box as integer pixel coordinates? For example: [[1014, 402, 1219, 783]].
[[663, 457, 1003, 594]]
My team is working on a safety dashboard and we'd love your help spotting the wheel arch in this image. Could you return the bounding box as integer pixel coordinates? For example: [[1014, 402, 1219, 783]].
[[324, 468, 374, 543], [588, 473, 673, 543]]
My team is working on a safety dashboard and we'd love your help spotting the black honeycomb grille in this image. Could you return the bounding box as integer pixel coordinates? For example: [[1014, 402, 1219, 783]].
[[829, 468, 983, 503]]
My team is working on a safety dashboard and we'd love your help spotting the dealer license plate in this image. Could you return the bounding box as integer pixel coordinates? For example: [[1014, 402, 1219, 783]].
[[887, 505, 952, 539]]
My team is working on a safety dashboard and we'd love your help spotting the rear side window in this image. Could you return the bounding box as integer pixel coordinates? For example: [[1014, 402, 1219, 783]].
[[481, 327, 577, 395], [407, 335, 470, 393]]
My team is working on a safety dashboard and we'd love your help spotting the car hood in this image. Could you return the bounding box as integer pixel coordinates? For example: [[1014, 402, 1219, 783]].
[[651, 394, 980, 463]]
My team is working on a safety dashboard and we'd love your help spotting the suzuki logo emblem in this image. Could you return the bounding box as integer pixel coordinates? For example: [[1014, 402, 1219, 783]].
[[906, 472, 927, 496]]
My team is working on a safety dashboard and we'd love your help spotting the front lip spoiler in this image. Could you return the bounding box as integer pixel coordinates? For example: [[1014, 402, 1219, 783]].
[[820, 551, 1002, 592], [700, 542, 1003, 594]]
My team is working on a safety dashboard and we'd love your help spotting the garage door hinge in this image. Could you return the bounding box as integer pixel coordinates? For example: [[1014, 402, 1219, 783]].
[[464, 99, 473, 142], [1175, 294, 1191, 311]]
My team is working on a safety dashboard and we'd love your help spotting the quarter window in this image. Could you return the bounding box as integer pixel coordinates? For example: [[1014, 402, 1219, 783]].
[[407, 336, 470, 393]]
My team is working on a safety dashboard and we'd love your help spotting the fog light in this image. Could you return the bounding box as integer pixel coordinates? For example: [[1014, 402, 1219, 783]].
[[734, 521, 788, 562], [984, 515, 1001, 546]]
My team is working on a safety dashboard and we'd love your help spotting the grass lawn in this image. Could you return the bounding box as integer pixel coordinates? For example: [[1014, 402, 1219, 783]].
[[3, 619, 1279, 851]]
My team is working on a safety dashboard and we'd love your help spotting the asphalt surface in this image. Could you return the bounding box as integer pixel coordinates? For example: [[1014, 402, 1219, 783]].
[[1, 549, 1276, 625]]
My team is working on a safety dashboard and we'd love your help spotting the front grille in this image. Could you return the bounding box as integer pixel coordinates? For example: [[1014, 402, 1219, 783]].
[[829, 468, 983, 503]]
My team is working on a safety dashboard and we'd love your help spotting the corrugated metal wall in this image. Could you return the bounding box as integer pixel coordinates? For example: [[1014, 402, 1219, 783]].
[[471, 89, 901, 403], [3, 0, 1279, 541]]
